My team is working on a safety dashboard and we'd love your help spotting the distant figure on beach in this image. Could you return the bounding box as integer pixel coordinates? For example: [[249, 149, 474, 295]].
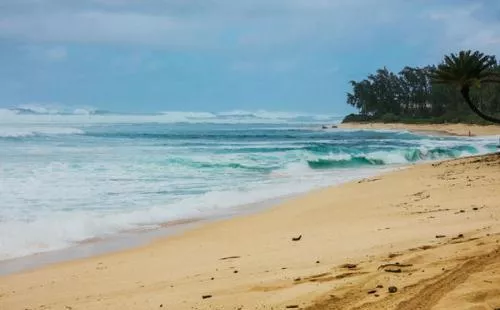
[[468, 130, 471, 137]]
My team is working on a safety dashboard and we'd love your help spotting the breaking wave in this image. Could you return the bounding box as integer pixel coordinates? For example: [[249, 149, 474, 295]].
[[0, 127, 85, 138], [0, 106, 341, 124], [306, 145, 491, 169]]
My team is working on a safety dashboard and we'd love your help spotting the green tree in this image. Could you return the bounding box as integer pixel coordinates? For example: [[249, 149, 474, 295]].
[[433, 50, 500, 124], [344, 52, 500, 124]]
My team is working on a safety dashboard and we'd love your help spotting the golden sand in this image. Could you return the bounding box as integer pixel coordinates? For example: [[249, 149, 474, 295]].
[[339, 122, 500, 137], [1, 154, 499, 309]]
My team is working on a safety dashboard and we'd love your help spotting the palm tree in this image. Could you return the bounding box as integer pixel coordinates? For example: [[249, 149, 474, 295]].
[[433, 50, 500, 124]]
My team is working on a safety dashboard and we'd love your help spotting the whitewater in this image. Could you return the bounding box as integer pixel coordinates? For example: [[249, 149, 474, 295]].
[[0, 107, 498, 260]]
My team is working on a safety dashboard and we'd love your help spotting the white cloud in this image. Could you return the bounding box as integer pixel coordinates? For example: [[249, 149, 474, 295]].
[[0, 0, 406, 49], [425, 3, 500, 55], [0, 0, 499, 60]]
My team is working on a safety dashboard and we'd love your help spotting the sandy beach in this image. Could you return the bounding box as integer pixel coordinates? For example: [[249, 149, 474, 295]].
[[1, 152, 500, 309], [339, 122, 500, 137]]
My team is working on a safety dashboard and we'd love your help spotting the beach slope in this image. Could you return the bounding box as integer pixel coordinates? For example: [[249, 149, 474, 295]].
[[1, 154, 500, 310]]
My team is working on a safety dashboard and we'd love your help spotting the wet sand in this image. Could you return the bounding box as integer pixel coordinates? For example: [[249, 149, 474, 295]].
[[1, 154, 499, 309]]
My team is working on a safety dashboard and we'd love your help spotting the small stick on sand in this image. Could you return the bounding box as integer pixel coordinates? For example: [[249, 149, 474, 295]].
[[219, 256, 240, 260], [377, 263, 413, 270], [340, 263, 358, 269]]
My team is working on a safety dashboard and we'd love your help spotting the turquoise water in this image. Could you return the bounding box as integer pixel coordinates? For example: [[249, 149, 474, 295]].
[[0, 109, 497, 260]]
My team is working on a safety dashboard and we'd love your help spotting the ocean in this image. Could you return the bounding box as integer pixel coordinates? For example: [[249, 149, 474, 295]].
[[0, 107, 498, 261]]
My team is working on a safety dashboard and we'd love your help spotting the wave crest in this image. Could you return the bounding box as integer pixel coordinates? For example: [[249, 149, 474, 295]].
[[306, 145, 485, 169], [0, 127, 85, 138]]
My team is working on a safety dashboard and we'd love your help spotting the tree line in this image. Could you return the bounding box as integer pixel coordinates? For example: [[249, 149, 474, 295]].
[[343, 51, 500, 124]]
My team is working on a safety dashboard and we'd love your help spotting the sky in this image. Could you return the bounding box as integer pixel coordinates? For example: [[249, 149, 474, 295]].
[[1, 0, 500, 114]]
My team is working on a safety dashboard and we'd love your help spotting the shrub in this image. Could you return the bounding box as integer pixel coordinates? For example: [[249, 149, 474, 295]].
[[342, 113, 374, 123], [381, 113, 400, 123]]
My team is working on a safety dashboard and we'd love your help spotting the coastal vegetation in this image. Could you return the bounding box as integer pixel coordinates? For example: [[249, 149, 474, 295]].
[[343, 50, 500, 124]]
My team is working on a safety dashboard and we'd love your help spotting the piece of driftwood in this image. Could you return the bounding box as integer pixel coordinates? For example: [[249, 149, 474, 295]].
[[384, 268, 402, 273], [377, 263, 413, 270], [219, 256, 240, 260], [340, 263, 357, 269]]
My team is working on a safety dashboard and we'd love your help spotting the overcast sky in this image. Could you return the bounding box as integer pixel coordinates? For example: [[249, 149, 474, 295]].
[[1, 0, 500, 114]]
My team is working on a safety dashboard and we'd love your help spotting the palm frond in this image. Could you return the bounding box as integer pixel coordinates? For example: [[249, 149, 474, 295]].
[[432, 50, 498, 88]]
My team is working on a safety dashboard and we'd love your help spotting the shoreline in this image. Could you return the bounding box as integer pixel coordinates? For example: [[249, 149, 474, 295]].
[[338, 122, 500, 137], [0, 193, 293, 276], [1, 123, 496, 271], [1, 153, 499, 309], [0, 217, 205, 276], [0, 166, 393, 276]]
